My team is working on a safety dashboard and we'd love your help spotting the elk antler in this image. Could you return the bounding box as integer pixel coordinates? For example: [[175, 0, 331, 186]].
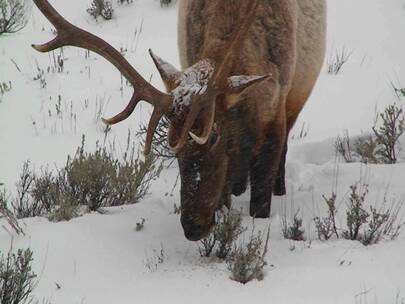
[[184, 0, 261, 147], [31, 0, 173, 155]]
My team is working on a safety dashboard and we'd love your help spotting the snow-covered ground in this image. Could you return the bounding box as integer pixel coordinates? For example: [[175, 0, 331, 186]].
[[1, 0, 405, 303]]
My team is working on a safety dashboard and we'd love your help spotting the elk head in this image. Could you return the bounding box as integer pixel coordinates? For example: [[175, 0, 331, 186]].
[[32, 0, 268, 240]]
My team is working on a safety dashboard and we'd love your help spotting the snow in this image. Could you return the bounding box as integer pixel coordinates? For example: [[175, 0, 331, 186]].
[[1, 0, 405, 303], [171, 59, 214, 113], [227, 75, 269, 91]]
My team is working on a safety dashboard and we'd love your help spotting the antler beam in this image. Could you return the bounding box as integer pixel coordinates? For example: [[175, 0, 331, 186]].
[[32, 0, 173, 154]]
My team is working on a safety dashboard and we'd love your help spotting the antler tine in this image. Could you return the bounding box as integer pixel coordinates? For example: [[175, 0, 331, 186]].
[[168, 98, 203, 153], [101, 92, 141, 125], [32, 0, 173, 143], [188, 99, 215, 145], [212, 0, 260, 88], [144, 108, 164, 155]]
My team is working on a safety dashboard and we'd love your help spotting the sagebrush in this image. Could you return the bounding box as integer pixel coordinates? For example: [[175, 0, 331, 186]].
[[137, 116, 174, 162], [0, 247, 37, 304], [0, 189, 24, 234], [10, 137, 162, 221], [314, 193, 339, 241], [199, 209, 246, 259], [0, 0, 28, 35], [372, 103, 405, 164], [281, 210, 305, 241], [342, 184, 370, 241], [227, 229, 270, 284], [315, 182, 404, 245], [336, 104, 405, 164], [87, 0, 113, 20]]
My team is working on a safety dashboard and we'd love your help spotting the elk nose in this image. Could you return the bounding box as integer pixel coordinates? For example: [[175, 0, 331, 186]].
[[181, 216, 211, 241]]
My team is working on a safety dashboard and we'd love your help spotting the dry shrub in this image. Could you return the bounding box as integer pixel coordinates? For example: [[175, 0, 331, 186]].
[[315, 182, 403, 246], [227, 228, 270, 284], [87, 0, 113, 20], [12, 161, 37, 219], [353, 134, 378, 164], [372, 104, 405, 164], [281, 210, 305, 241], [160, 0, 173, 7], [198, 209, 246, 259], [0, 0, 28, 35], [342, 184, 370, 241], [137, 116, 174, 162], [335, 130, 354, 163], [9, 137, 162, 221], [0, 189, 24, 235], [61, 147, 117, 211], [361, 199, 404, 246], [314, 193, 339, 241], [335, 104, 405, 165], [327, 47, 352, 75]]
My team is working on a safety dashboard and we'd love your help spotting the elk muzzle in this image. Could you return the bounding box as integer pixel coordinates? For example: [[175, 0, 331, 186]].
[[180, 212, 215, 241]]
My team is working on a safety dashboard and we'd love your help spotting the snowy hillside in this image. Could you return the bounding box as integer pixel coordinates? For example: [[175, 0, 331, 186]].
[[1, 0, 405, 303]]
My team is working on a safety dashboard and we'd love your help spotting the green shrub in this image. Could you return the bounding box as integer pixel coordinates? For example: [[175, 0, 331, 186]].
[[0, 248, 37, 304]]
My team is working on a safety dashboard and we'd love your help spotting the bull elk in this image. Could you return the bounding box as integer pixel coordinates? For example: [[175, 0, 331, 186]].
[[32, 0, 326, 241]]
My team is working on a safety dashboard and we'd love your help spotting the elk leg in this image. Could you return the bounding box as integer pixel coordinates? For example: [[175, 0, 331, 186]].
[[273, 142, 287, 196], [249, 119, 286, 218], [219, 181, 232, 210], [273, 94, 310, 196], [232, 129, 254, 196]]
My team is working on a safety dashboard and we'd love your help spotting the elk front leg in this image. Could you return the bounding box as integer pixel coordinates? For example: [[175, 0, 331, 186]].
[[219, 180, 232, 210], [273, 142, 287, 196], [249, 119, 286, 218]]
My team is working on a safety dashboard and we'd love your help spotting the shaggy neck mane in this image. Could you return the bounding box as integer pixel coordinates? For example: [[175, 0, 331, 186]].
[[201, 1, 253, 65]]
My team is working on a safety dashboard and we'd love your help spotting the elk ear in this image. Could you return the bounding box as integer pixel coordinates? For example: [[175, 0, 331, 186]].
[[149, 49, 182, 92], [225, 74, 271, 109]]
